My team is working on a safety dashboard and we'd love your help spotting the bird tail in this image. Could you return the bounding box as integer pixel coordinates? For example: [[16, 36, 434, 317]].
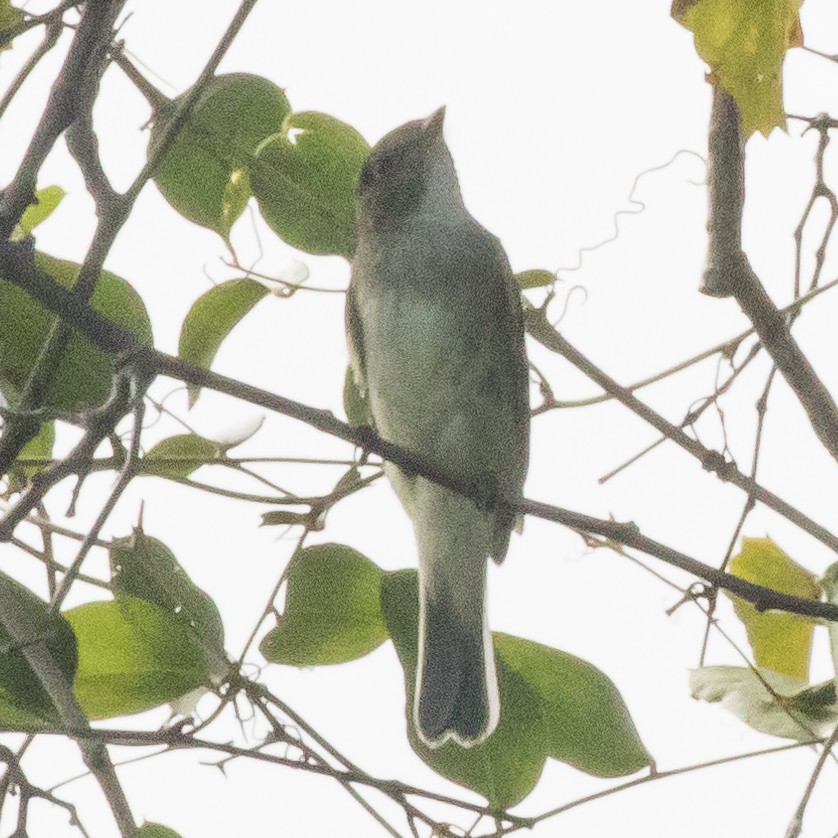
[[412, 489, 500, 749]]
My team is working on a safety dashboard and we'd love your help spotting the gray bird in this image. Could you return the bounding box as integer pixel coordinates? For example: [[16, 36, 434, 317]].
[[347, 108, 529, 748]]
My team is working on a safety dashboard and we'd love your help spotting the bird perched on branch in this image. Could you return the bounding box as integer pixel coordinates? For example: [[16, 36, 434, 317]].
[[347, 107, 529, 748]]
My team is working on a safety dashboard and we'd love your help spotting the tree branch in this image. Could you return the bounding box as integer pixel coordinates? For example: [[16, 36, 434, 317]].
[[0, 16, 63, 122], [0, 607, 135, 835], [0, 0, 125, 239], [0, 247, 836, 621], [701, 85, 838, 466], [0, 0, 261, 480], [523, 302, 838, 555]]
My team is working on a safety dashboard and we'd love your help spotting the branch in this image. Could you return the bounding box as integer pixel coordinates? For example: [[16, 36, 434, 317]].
[[0, 743, 90, 837], [0, 0, 261, 479], [532, 274, 838, 412], [0, 372, 134, 540], [108, 45, 168, 110], [48, 382, 144, 612], [1, 248, 837, 622], [0, 16, 63, 122], [701, 85, 838, 466], [0, 609, 135, 835], [0, 0, 79, 49], [521, 739, 821, 834], [0, 0, 125, 239], [523, 302, 838, 555], [785, 723, 838, 838], [0, 0, 127, 476]]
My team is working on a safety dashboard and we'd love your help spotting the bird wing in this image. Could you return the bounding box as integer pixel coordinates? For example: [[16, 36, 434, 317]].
[[345, 277, 371, 418]]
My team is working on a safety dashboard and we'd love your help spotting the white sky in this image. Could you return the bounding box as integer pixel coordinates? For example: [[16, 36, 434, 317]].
[[3, 1, 838, 836]]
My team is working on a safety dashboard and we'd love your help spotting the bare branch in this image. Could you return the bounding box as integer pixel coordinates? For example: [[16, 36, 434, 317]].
[[1, 247, 837, 620], [523, 302, 838, 555], [701, 86, 838, 466], [0, 0, 126, 239], [0, 16, 63, 122], [0, 609, 136, 835], [785, 723, 838, 838]]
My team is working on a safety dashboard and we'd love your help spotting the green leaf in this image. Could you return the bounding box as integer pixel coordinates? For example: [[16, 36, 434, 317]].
[[728, 538, 819, 680], [252, 111, 369, 258], [13, 186, 66, 240], [673, 0, 803, 136], [0, 572, 78, 731], [690, 665, 838, 740], [0, 2, 23, 54], [7, 420, 54, 494], [109, 529, 226, 673], [495, 633, 651, 777], [138, 824, 183, 838], [178, 278, 269, 406], [142, 433, 223, 480], [343, 365, 370, 427], [380, 570, 547, 810], [260, 544, 388, 666], [515, 269, 555, 290], [0, 251, 153, 411], [66, 597, 211, 720], [378, 571, 650, 805], [150, 73, 291, 238]]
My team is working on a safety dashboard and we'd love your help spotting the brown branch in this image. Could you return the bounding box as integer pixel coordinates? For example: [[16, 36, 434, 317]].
[[520, 739, 821, 834], [49, 384, 144, 612], [108, 45, 168, 110], [0, 0, 125, 239], [701, 86, 838, 465], [0, 372, 134, 541], [0, 743, 91, 838], [0, 606, 135, 835], [523, 302, 838, 555], [0, 0, 127, 477], [534, 274, 838, 413], [0, 0, 79, 49], [0, 0, 261, 481], [0, 16, 63, 122], [1, 248, 837, 622], [785, 723, 838, 838]]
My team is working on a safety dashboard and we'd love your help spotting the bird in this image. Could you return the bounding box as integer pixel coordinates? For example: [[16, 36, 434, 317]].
[[346, 107, 529, 748]]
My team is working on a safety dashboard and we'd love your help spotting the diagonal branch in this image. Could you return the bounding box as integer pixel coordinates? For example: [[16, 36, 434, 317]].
[[0, 0, 261, 479], [0, 0, 126, 239], [700, 85, 838, 465], [0, 248, 837, 622], [0, 598, 136, 836], [523, 302, 838, 555]]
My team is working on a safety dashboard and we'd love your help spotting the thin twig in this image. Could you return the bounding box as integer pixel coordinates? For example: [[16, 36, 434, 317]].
[[533, 274, 838, 412], [520, 740, 821, 833], [0, 250, 836, 620], [524, 303, 838, 555], [0, 17, 63, 121], [785, 723, 838, 838], [49, 378, 144, 612]]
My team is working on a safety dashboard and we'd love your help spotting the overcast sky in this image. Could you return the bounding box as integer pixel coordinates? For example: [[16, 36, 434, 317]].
[[3, 1, 838, 836]]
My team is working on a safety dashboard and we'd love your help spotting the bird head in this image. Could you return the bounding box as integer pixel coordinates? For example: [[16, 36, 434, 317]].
[[357, 107, 461, 229]]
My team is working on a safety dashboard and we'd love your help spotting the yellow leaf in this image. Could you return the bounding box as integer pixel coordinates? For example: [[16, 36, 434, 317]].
[[674, 0, 804, 136], [728, 538, 820, 680]]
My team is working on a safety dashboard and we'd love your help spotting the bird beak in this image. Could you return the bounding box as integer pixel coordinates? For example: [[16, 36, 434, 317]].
[[422, 106, 446, 138]]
